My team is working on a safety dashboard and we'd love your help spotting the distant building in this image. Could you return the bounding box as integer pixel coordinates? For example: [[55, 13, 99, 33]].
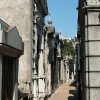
[[59, 35, 76, 81], [59, 36, 72, 42]]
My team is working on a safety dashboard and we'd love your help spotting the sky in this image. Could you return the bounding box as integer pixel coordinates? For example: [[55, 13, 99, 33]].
[[45, 0, 78, 39]]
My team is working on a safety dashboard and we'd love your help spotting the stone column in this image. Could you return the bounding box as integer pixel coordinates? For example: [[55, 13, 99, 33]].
[[38, 50, 43, 97], [67, 68, 69, 81], [60, 60, 64, 81], [62, 60, 64, 82], [42, 78, 45, 96], [33, 14, 38, 100], [13, 58, 18, 100], [71, 72, 74, 80], [44, 35, 48, 96], [74, 63, 76, 76], [38, 34, 44, 98], [48, 61, 51, 95], [57, 61, 60, 85], [0, 54, 3, 100]]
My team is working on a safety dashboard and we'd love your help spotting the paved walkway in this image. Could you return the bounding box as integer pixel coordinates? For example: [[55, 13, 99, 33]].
[[48, 80, 77, 100]]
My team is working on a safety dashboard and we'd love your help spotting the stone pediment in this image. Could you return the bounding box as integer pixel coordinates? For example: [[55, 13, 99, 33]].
[[0, 19, 24, 52], [6, 27, 24, 51], [0, 19, 9, 31]]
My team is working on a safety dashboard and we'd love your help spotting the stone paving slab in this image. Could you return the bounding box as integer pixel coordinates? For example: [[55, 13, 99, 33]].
[[48, 80, 77, 100]]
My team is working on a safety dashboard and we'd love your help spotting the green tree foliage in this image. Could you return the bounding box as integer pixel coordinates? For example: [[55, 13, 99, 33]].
[[62, 40, 76, 58]]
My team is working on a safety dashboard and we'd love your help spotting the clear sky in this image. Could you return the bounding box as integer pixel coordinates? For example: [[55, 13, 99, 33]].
[[45, 0, 78, 39]]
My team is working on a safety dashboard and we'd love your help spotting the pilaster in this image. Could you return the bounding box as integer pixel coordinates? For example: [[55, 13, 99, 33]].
[[13, 58, 19, 100], [0, 54, 3, 100], [83, 4, 100, 100]]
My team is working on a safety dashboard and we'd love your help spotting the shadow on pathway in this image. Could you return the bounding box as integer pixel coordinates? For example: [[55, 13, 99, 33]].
[[68, 81, 77, 100], [48, 80, 77, 100]]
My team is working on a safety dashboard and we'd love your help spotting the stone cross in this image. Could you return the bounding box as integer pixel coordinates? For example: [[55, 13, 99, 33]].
[[59, 29, 61, 35], [48, 12, 51, 20]]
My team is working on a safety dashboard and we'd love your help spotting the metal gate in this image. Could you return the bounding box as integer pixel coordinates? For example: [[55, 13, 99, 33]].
[[2, 56, 13, 100]]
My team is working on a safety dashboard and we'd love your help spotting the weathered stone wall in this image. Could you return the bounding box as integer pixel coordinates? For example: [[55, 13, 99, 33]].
[[84, 10, 100, 100], [78, 0, 100, 100], [0, 0, 32, 90]]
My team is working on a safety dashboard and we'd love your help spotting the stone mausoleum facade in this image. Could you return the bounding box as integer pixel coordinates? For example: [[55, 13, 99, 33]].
[[0, 0, 48, 100], [0, 19, 24, 100], [77, 0, 100, 100], [0, 0, 74, 100]]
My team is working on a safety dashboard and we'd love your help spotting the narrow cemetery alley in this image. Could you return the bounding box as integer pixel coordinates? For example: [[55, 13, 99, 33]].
[[48, 80, 77, 100]]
